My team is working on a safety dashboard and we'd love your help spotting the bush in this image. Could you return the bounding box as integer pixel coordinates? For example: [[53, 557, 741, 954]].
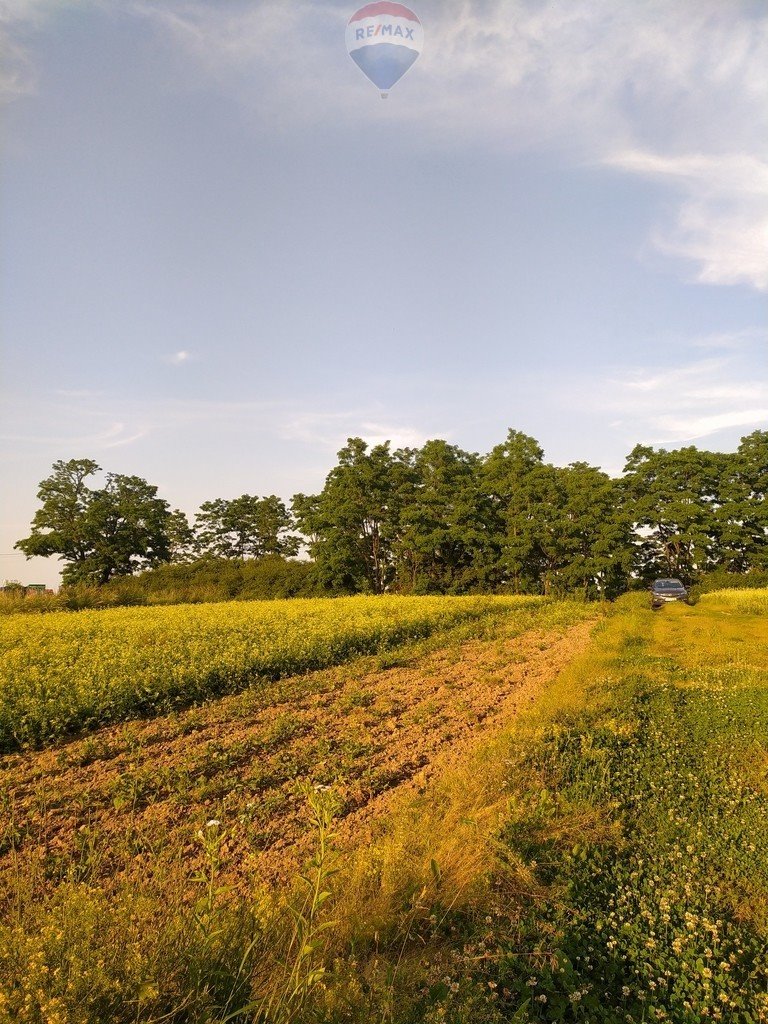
[[0, 558, 345, 615], [694, 568, 768, 594], [108, 556, 334, 605]]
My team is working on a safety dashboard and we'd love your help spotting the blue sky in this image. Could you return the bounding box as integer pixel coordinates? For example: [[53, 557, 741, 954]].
[[1, 0, 766, 587]]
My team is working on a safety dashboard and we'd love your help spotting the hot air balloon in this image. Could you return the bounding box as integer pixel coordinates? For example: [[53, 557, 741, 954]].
[[346, 3, 423, 98]]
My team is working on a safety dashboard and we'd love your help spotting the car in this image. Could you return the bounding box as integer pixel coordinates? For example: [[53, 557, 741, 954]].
[[650, 578, 689, 608]]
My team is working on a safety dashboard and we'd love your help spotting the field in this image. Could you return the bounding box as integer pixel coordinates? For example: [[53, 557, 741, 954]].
[[0, 591, 766, 1023], [0, 595, 542, 751]]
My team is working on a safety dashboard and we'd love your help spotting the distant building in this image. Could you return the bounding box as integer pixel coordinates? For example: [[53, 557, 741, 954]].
[[1, 583, 55, 596]]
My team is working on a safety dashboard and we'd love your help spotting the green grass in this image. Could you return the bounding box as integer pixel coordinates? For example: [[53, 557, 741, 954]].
[[381, 591, 768, 1023]]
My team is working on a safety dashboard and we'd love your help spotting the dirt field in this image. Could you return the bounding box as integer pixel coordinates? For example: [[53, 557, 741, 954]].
[[0, 613, 598, 893]]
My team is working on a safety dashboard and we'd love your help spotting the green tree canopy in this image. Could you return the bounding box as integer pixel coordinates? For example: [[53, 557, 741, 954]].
[[621, 444, 726, 581], [194, 495, 298, 560], [545, 463, 633, 598], [395, 440, 496, 593], [293, 438, 403, 593], [18, 432, 765, 598], [481, 430, 547, 592], [16, 460, 183, 585], [715, 431, 768, 571]]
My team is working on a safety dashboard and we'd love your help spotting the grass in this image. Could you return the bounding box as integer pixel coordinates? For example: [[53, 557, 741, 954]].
[[1, 589, 766, 1022], [330, 589, 767, 1023]]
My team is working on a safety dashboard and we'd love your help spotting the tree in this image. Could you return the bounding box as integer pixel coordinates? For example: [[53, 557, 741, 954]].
[[479, 432, 632, 596], [293, 438, 402, 593], [621, 444, 724, 581], [715, 431, 768, 571], [165, 509, 196, 564], [14, 459, 99, 577], [481, 430, 546, 592], [544, 463, 633, 598], [194, 495, 298, 560], [16, 459, 178, 585], [394, 440, 496, 593]]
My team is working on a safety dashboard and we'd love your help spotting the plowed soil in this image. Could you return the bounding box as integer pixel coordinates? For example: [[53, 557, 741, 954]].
[[0, 615, 597, 894]]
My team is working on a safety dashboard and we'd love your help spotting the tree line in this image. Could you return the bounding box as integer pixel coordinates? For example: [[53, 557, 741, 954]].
[[15, 429, 767, 598]]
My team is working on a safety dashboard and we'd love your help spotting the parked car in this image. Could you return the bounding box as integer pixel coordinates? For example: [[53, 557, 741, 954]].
[[650, 578, 689, 608]]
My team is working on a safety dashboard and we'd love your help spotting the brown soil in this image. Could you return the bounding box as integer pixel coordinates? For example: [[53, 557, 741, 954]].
[[0, 616, 597, 894]]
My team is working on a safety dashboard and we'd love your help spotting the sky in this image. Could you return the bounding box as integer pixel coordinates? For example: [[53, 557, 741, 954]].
[[1, 0, 766, 588]]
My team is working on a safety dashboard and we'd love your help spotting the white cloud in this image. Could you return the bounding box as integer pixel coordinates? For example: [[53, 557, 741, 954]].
[[134, 1, 767, 149], [603, 345, 768, 445], [54, 387, 103, 398], [164, 350, 192, 365], [604, 152, 768, 194], [688, 328, 765, 351], [278, 410, 435, 452], [622, 358, 727, 394], [10, 1, 768, 160], [606, 150, 768, 290], [132, 0, 768, 291], [358, 421, 433, 450], [655, 407, 768, 440], [0, 418, 148, 449], [0, 17, 35, 101], [6, 0, 767, 289], [131, 1, 308, 71], [1, 392, 438, 458], [0, 0, 97, 102]]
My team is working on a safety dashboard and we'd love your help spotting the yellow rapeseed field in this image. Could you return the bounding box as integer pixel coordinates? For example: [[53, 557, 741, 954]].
[[0, 594, 539, 751]]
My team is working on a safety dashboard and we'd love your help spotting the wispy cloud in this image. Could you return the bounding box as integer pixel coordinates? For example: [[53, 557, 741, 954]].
[[280, 411, 436, 451], [0, 418, 148, 449], [53, 387, 104, 398], [0, 9, 36, 102], [163, 350, 193, 366], [0, 392, 438, 458], [130, 0, 768, 291], [602, 343, 768, 445], [9, 1, 767, 162], [606, 151, 768, 290], [0, 0, 96, 102], [687, 328, 765, 351], [1, 396, 271, 453], [6, 0, 767, 292], [654, 407, 768, 441], [133, 1, 767, 149]]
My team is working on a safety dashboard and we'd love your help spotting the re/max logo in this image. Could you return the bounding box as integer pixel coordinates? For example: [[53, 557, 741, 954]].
[[355, 23, 415, 41]]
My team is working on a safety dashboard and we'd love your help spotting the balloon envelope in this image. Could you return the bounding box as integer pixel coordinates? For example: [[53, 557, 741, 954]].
[[346, 3, 423, 95]]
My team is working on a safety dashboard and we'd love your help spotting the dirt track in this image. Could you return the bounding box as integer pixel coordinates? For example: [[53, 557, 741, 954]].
[[0, 615, 597, 890]]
